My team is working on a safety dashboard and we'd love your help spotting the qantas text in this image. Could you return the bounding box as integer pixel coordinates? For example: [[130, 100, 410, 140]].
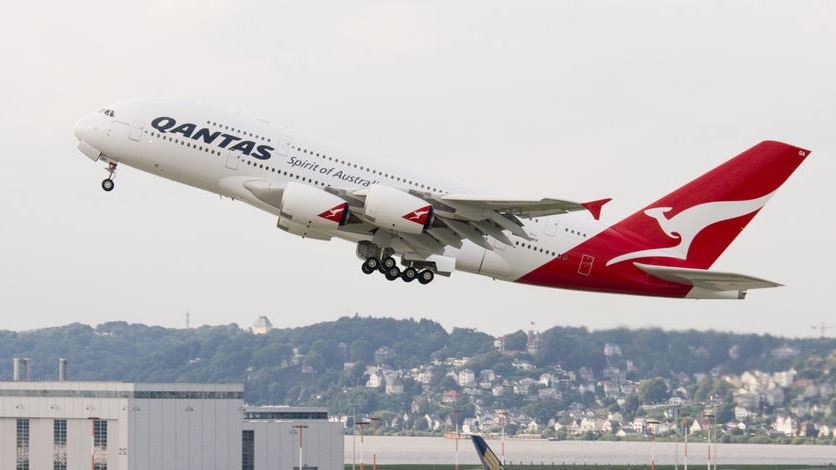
[[151, 117, 274, 160]]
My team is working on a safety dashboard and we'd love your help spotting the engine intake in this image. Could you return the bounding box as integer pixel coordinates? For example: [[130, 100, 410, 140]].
[[277, 182, 349, 239], [363, 185, 433, 235]]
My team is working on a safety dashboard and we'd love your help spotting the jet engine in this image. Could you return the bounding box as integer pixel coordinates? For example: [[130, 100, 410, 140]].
[[363, 185, 433, 235], [277, 182, 349, 240]]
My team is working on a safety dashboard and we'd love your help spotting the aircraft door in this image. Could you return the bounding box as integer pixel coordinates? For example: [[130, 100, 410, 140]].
[[225, 151, 239, 170], [275, 135, 292, 157], [129, 120, 143, 142], [544, 219, 559, 237]]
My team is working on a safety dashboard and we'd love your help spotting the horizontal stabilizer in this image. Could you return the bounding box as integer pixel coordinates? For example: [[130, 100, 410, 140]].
[[635, 263, 782, 292]]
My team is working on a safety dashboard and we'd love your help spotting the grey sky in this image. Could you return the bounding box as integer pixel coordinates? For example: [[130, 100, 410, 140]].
[[1, 2, 833, 338]]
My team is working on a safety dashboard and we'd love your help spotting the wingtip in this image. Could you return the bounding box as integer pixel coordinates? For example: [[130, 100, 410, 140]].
[[581, 198, 612, 220]]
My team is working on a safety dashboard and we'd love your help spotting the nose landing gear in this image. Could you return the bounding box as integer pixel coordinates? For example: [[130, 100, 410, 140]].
[[101, 161, 118, 191]]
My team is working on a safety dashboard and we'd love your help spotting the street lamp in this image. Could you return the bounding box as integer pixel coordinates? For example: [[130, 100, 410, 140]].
[[647, 419, 660, 470], [293, 424, 308, 470], [682, 412, 691, 470], [670, 404, 679, 470], [351, 406, 356, 470], [370, 416, 381, 470], [703, 412, 715, 470], [356, 420, 369, 470], [498, 410, 506, 465], [453, 409, 461, 470]]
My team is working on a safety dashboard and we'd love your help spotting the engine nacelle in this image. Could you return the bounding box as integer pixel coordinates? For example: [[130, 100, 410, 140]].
[[277, 182, 349, 239], [363, 185, 433, 235]]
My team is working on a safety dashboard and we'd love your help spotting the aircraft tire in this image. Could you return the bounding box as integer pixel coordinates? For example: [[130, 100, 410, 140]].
[[384, 266, 401, 280], [101, 179, 115, 192], [418, 270, 434, 285], [381, 256, 397, 270], [402, 267, 418, 282], [364, 257, 380, 271], [361, 262, 375, 274]]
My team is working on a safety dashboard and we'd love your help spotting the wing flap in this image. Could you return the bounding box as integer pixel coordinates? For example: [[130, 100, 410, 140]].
[[635, 263, 782, 291], [441, 194, 589, 218]]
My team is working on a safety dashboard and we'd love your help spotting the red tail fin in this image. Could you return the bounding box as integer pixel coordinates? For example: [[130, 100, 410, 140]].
[[609, 141, 809, 269]]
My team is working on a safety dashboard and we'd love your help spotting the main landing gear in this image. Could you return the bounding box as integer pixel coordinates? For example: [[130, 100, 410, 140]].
[[101, 161, 118, 192], [361, 256, 435, 284]]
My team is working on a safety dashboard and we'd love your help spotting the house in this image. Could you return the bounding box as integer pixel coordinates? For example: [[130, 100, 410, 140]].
[[773, 415, 796, 436], [442, 390, 460, 403], [251, 316, 273, 335]]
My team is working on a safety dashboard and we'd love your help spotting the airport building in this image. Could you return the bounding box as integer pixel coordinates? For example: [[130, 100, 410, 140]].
[[0, 378, 343, 470]]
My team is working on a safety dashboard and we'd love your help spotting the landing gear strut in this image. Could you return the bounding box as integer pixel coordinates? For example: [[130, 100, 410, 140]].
[[101, 161, 117, 192], [360, 256, 435, 284]]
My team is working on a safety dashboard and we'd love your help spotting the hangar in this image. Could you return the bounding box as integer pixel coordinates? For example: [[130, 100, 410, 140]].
[[0, 380, 343, 470]]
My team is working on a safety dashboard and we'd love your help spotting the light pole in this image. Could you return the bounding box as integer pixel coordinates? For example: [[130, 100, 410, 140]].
[[293, 424, 308, 470], [370, 416, 381, 470], [453, 409, 461, 470], [711, 412, 717, 470], [647, 419, 660, 470], [671, 405, 679, 470], [703, 412, 714, 470], [351, 406, 356, 470], [498, 410, 506, 465], [356, 420, 369, 470], [682, 412, 691, 470]]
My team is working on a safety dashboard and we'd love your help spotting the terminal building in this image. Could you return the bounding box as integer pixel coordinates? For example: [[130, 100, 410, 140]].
[[0, 378, 343, 470]]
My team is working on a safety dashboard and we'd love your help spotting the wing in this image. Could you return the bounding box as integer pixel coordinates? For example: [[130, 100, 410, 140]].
[[347, 188, 600, 257], [440, 194, 592, 218], [242, 179, 602, 260], [635, 263, 782, 293]]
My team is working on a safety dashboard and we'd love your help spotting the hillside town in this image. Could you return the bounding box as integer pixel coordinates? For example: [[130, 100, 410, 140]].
[[327, 327, 835, 443]]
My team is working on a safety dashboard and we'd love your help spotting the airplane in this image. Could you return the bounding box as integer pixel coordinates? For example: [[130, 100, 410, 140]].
[[74, 99, 809, 298], [471, 435, 504, 470]]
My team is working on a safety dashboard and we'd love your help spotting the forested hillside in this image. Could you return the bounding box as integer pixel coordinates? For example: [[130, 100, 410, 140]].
[[1, 316, 833, 433]]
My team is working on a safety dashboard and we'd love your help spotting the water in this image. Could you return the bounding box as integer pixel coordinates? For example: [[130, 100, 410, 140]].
[[344, 435, 836, 465]]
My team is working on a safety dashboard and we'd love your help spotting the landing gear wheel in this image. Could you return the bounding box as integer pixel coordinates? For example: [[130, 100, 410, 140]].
[[418, 270, 435, 285], [101, 161, 118, 191], [380, 256, 397, 271], [363, 257, 380, 272], [384, 266, 401, 281], [402, 267, 418, 282]]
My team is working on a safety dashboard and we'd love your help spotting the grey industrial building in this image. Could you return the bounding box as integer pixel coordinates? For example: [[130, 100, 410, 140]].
[[0, 379, 343, 470]]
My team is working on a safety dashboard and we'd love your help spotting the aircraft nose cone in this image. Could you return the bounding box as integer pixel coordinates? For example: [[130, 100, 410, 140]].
[[74, 113, 98, 142], [74, 113, 106, 161]]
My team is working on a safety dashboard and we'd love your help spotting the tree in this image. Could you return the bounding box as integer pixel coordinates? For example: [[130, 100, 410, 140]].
[[522, 399, 564, 425], [349, 339, 374, 362], [503, 330, 528, 351], [622, 395, 640, 421], [638, 377, 668, 404]]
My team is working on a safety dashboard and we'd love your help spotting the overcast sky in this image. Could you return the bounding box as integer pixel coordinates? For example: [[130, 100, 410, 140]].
[[1, 2, 833, 339]]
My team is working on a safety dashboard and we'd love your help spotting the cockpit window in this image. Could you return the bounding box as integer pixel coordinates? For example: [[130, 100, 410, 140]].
[[99, 109, 116, 117]]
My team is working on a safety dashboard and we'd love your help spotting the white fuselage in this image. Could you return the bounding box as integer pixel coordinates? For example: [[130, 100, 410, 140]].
[[74, 99, 601, 284]]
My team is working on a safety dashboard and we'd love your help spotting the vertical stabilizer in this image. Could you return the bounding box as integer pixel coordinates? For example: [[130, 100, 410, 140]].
[[608, 141, 809, 269], [471, 435, 505, 470]]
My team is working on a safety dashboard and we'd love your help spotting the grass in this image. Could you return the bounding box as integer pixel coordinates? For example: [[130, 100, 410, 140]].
[[347, 466, 833, 470]]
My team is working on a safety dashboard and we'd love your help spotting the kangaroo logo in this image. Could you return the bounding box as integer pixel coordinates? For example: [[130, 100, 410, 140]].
[[317, 204, 347, 223], [606, 192, 774, 266], [402, 206, 432, 225]]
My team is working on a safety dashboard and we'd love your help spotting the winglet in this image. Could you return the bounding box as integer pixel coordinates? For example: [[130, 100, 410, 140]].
[[581, 198, 612, 220], [471, 435, 505, 470]]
